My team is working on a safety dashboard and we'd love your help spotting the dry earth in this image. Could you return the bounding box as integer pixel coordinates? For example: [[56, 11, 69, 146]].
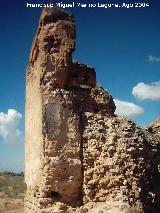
[[0, 173, 26, 213]]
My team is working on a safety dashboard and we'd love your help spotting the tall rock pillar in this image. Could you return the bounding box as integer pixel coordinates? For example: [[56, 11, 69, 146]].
[[25, 7, 83, 212]]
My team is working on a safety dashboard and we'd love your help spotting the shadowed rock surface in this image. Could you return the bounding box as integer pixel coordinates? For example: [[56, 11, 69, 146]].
[[25, 7, 160, 213]]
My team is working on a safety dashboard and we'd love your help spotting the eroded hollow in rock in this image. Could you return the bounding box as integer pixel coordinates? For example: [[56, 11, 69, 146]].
[[48, 191, 61, 200]]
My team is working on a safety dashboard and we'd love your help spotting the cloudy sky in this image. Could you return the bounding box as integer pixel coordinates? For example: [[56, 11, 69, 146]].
[[0, 0, 160, 172]]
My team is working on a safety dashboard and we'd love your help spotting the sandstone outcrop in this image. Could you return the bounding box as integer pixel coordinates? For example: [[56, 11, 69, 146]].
[[25, 7, 160, 213]]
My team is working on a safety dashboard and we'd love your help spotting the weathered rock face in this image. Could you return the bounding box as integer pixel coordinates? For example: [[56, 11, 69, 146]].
[[146, 119, 160, 139], [25, 7, 160, 213]]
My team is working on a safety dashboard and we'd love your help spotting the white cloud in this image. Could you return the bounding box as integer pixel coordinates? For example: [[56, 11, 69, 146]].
[[114, 99, 144, 119], [148, 55, 160, 63], [0, 109, 23, 144], [132, 81, 160, 100]]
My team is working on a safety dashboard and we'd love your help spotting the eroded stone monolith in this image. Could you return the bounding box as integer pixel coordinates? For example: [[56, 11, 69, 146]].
[[25, 7, 160, 213]]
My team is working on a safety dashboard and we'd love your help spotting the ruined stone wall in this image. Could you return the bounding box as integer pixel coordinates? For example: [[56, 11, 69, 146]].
[[146, 119, 160, 139], [25, 7, 160, 213], [82, 116, 160, 212], [25, 63, 43, 189], [25, 8, 83, 212]]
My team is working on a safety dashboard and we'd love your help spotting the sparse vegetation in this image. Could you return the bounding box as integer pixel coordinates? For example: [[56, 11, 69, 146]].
[[0, 172, 26, 213]]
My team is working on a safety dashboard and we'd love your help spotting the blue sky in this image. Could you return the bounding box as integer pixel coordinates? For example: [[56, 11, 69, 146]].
[[0, 0, 160, 172]]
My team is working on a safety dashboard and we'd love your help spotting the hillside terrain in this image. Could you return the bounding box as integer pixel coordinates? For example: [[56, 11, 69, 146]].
[[0, 172, 26, 213]]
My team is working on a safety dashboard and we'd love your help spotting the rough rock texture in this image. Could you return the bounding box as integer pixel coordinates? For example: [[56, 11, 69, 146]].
[[25, 7, 160, 213], [146, 119, 160, 139]]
